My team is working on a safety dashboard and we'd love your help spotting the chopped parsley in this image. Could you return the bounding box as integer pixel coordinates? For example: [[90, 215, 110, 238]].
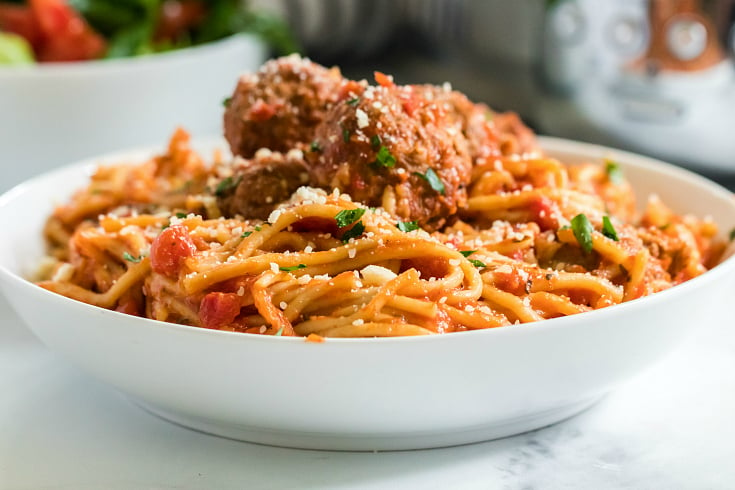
[[241, 231, 253, 238], [605, 160, 624, 185], [371, 146, 396, 169], [310, 140, 322, 152], [335, 208, 366, 228], [602, 216, 619, 241], [571, 213, 594, 253], [222, 97, 232, 107], [274, 326, 284, 336], [341, 221, 365, 242], [396, 220, 419, 232], [279, 264, 307, 272], [469, 259, 487, 268], [123, 252, 142, 263], [255, 225, 262, 231], [370, 134, 381, 149], [342, 126, 351, 143], [414, 168, 445, 195], [460, 250, 476, 257], [214, 176, 242, 197], [175, 212, 188, 219], [346, 97, 360, 106]]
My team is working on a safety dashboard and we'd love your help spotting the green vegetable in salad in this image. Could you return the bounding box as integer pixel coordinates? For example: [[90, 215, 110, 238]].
[[0, 32, 35, 66]]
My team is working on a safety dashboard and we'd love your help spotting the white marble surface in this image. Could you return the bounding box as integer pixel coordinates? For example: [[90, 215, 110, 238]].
[[1, 292, 734, 490]]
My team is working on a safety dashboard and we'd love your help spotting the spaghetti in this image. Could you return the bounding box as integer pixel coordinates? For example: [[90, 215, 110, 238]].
[[37, 60, 725, 338]]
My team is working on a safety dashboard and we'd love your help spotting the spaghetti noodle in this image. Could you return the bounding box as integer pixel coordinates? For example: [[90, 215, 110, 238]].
[[37, 59, 725, 338]]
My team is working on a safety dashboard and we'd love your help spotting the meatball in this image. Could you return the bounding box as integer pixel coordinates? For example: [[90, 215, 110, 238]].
[[223, 54, 345, 158], [307, 80, 473, 231], [417, 85, 500, 165], [215, 149, 310, 220], [491, 111, 539, 156], [420, 85, 538, 162]]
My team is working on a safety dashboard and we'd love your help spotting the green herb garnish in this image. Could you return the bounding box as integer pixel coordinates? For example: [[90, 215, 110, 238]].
[[396, 220, 420, 232], [414, 168, 445, 195], [255, 225, 262, 231], [279, 264, 307, 272], [602, 216, 619, 241], [460, 250, 476, 257], [605, 160, 624, 185], [469, 259, 487, 268], [346, 97, 360, 106], [222, 97, 232, 107], [123, 252, 142, 263], [310, 140, 322, 152], [214, 176, 241, 197], [241, 231, 253, 238], [370, 135, 381, 149], [341, 221, 365, 242], [571, 213, 594, 253], [335, 208, 366, 228], [342, 127, 351, 143], [175, 212, 187, 219], [371, 146, 396, 169]]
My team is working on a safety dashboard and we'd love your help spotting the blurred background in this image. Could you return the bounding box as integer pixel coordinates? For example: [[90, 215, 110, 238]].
[[2, 0, 735, 190]]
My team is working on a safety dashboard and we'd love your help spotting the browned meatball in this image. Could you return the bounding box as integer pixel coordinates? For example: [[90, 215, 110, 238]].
[[223, 55, 345, 158], [416, 85, 501, 165], [491, 111, 539, 156], [420, 85, 538, 162], [215, 149, 310, 220], [307, 81, 473, 231]]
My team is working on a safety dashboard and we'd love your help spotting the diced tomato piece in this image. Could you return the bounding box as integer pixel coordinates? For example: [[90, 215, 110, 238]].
[[401, 256, 448, 280], [529, 195, 559, 231], [115, 296, 142, 316], [350, 171, 367, 190], [398, 89, 421, 117], [290, 216, 339, 235], [374, 71, 394, 87], [338, 79, 364, 100], [249, 99, 278, 122], [150, 225, 197, 277], [493, 270, 528, 296], [199, 292, 242, 329]]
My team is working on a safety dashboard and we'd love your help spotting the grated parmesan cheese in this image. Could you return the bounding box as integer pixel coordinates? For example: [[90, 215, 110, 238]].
[[355, 108, 369, 128]]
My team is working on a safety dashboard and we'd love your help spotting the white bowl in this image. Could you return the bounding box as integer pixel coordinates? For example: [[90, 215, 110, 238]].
[[0, 35, 266, 192], [0, 137, 733, 451]]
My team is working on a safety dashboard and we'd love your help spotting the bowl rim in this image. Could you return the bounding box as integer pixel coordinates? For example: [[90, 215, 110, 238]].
[[1, 135, 733, 345], [0, 33, 263, 78]]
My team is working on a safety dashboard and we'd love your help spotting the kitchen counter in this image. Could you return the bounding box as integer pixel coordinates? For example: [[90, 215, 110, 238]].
[[1, 293, 734, 490]]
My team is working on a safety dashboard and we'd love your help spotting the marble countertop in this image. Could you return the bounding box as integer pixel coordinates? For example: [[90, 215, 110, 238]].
[[1, 292, 734, 490]]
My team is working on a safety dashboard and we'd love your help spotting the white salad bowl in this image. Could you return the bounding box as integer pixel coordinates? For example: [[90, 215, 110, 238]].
[[0, 35, 266, 192], [0, 137, 733, 451]]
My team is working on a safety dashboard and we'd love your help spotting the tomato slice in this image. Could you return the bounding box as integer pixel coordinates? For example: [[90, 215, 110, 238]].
[[199, 292, 241, 329], [150, 225, 197, 277], [0, 5, 42, 50], [29, 0, 106, 62]]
